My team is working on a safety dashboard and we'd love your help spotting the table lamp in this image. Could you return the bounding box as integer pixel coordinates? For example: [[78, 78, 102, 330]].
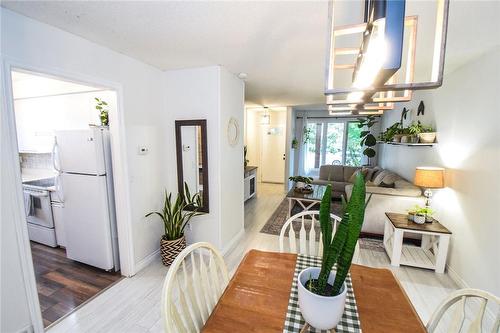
[[414, 167, 445, 209]]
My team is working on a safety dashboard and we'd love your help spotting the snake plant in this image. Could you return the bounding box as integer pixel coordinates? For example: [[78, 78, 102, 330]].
[[145, 183, 204, 241], [315, 172, 367, 296]]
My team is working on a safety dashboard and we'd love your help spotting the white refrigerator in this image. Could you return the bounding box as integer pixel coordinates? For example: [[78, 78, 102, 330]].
[[54, 127, 120, 271]]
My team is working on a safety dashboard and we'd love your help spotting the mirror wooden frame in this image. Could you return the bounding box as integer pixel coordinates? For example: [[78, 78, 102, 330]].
[[175, 119, 209, 213]]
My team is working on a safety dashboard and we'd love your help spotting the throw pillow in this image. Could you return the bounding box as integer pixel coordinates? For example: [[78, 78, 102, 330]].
[[371, 167, 383, 181], [381, 172, 399, 186], [379, 181, 395, 188], [372, 170, 388, 185], [348, 169, 366, 183], [364, 167, 376, 181]]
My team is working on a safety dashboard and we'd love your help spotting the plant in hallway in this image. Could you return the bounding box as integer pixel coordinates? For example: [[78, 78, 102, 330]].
[[303, 126, 314, 145], [297, 173, 367, 330], [289, 175, 313, 189], [94, 97, 109, 126], [357, 115, 378, 163], [292, 138, 299, 149], [145, 183, 204, 266]]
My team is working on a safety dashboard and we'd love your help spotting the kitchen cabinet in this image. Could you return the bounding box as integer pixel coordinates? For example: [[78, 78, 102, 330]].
[[244, 166, 257, 202]]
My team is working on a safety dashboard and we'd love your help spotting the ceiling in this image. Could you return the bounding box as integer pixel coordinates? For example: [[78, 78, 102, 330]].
[[3, 1, 499, 108]]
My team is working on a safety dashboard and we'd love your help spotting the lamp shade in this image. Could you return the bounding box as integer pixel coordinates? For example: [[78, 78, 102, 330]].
[[414, 167, 444, 188]]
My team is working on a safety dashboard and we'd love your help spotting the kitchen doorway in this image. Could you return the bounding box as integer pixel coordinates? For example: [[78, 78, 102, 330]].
[[9, 69, 124, 328]]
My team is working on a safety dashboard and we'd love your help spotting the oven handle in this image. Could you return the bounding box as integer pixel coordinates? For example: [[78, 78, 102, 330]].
[[24, 189, 50, 197]]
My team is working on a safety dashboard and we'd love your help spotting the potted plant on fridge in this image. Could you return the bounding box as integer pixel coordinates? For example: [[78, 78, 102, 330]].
[[94, 97, 109, 126], [145, 183, 204, 266], [297, 173, 367, 330], [289, 175, 313, 189]]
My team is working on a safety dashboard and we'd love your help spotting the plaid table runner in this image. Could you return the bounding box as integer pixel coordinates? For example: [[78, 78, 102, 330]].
[[283, 254, 362, 333]]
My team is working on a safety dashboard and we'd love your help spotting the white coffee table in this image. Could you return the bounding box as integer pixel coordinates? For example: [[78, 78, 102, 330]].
[[285, 184, 327, 218], [383, 212, 452, 273]]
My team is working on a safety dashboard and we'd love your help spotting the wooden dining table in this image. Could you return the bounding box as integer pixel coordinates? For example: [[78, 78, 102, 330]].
[[202, 250, 426, 333]]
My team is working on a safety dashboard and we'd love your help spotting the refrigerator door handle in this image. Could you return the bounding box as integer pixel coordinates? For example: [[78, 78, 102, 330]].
[[52, 139, 61, 172], [55, 173, 65, 203]]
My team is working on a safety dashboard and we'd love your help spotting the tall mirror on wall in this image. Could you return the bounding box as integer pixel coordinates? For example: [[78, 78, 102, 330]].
[[175, 119, 209, 213]]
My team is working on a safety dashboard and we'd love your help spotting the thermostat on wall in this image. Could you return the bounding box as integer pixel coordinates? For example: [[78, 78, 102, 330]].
[[138, 146, 149, 155]]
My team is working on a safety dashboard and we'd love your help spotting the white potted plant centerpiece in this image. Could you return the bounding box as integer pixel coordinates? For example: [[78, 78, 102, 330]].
[[145, 183, 204, 266], [297, 174, 367, 330]]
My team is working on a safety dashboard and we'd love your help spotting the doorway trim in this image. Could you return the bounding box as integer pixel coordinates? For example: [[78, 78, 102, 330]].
[[1, 57, 136, 331]]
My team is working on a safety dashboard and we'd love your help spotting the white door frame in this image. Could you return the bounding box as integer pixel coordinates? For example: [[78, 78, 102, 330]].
[[1, 57, 136, 332]]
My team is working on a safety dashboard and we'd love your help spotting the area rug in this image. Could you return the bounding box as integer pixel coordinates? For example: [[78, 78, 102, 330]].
[[259, 198, 386, 252], [260, 198, 343, 237]]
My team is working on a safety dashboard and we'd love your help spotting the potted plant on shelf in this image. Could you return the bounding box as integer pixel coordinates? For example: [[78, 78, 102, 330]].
[[408, 121, 423, 143], [392, 127, 405, 143], [289, 175, 313, 189], [418, 125, 437, 143], [297, 173, 367, 330], [379, 122, 400, 142], [400, 127, 412, 143], [145, 183, 204, 266]]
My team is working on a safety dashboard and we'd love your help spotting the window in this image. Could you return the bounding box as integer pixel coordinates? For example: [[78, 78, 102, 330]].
[[345, 122, 363, 167], [302, 120, 364, 176]]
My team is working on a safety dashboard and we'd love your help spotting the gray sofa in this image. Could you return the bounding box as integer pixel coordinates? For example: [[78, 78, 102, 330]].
[[311, 165, 359, 198], [345, 167, 423, 235]]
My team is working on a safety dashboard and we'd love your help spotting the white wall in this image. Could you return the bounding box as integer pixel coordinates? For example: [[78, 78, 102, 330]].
[[1, 8, 165, 331], [219, 68, 245, 251], [162, 66, 245, 252], [14, 90, 115, 153], [1, 65, 34, 333], [1, 7, 167, 266], [378, 47, 500, 296]]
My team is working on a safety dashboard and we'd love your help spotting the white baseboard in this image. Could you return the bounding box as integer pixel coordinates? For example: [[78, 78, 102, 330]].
[[16, 324, 33, 333], [221, 229, 245, 256], [135, 249, 160, 274], [446, 264, 467, 288]]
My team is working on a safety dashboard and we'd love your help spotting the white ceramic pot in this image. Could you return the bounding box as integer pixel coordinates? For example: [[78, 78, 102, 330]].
[[414, 214, 426, 224], [296, 181, 305, 189], [418, 132, 436, 143], [297, 267, 347, 330]]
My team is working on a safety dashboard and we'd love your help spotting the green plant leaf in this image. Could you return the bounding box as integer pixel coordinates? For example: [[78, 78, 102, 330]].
[[364, 134, 377, 146], [363, 147, 376, 158]]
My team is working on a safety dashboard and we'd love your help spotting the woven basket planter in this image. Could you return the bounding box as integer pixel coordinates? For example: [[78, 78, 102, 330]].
[[160, 236, 186, 266]]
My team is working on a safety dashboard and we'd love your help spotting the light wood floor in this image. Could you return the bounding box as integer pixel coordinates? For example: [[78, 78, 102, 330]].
[[48, 183, 460, 333]]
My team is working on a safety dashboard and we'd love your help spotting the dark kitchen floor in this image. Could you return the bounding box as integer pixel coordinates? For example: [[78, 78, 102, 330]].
[[30, 242, 122, 327]]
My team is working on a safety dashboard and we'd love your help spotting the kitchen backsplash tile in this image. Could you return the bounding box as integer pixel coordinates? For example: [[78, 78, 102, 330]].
[[20, 152, 53, 169]]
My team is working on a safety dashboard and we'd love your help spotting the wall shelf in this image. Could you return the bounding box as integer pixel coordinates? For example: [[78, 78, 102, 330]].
[[377, 141, 437, 147]]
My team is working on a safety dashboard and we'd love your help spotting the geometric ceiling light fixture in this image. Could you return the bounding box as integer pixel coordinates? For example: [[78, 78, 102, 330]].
[[325, 0, 449, 114]]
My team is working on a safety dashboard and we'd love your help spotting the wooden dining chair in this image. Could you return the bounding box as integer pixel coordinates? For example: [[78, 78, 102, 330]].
[[426, 288, 500, 333], [161, 242, 229, 333], [279, 210, 340, 256]]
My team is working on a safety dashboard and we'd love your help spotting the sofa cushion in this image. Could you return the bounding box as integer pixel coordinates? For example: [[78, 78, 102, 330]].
[[373, 170, 390, 185], [371, 167, 383, 181], [343, 166, 359, 182], [319, 165, 344, 181], [363, 167, 376, 182]]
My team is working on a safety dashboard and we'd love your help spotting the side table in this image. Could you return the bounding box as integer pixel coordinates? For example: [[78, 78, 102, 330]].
[[383, 212, 452, 273]]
